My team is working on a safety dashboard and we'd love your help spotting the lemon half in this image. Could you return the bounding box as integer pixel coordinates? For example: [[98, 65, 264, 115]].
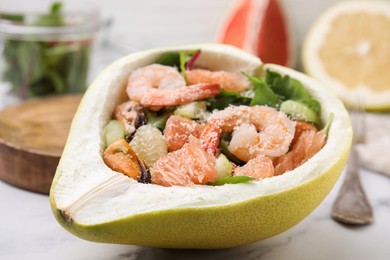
[[50, 43, 352, 249], [303, 0, 390, 111]]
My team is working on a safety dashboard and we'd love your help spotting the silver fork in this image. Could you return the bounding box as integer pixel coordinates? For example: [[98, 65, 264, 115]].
[[331, 101, 373, 225]]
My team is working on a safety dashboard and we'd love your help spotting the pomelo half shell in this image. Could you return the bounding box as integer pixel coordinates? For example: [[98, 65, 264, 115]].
[[50, 43, 352, 249]]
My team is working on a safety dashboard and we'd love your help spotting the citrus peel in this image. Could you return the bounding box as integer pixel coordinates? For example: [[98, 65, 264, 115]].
[[217, 0, 294, 67], [303, 0, 390, 111], [50, 43, 352, 249]]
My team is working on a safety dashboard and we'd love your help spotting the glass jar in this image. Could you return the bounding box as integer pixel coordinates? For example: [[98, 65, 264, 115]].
[[0, 1, 101, 105]]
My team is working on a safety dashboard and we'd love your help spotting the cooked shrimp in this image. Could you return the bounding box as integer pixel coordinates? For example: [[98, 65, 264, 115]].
[[140, 83, 220, 107], [127, 64, 221, 108], [114, 100, 147, 136], [290, 121, 318, 146], [103, 139, 141, 180], [151, 136, 217, 187], [274, 122, 326, 175], [200, 105, 296, 161], [186, 69, 251, 92], [164, 115, 205, 152], [127, 64, 186, 101], [233, 156, 274, 180]]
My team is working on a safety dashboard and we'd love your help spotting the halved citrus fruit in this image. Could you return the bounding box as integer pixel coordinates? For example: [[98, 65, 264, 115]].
[[302, 0, 390, 111], [217, 0, 294, 67], [50, 44, 351, 249]]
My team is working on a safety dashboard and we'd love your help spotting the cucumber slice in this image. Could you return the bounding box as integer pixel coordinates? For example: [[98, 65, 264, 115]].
[[219, 138, 244, 166], [215, 154, 232, 179], [103, 120, 125, 147], [280, 100, 319, 123], [174, 101, 206, 119]]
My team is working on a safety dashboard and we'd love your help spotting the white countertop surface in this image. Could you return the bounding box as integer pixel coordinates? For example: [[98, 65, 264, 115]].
[[1, 169, 389, 260], [1, 0, 390, 259]]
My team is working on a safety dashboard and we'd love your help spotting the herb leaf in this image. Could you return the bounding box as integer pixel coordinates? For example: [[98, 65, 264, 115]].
[[145, 109, 173, 130], [156, 52, 180, 67], [156, 49, 200, 74], [213, 176, 255, 186], [265, 70, 321, 114], [207, 89, 251, 111], [243, 72, 281, 108], [218, 133, 245, 165]]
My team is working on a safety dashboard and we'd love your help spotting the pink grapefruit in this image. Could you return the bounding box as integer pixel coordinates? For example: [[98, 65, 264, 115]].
[[217, 0, 294, 67]]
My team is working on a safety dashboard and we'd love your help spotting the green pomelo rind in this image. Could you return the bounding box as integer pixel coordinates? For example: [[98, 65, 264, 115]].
[[52, 153, 346, 249], [50, 43, 352, 249]]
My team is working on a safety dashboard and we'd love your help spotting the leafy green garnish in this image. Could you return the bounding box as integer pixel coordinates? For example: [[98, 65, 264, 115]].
[[265, 70, 321, 114], [242, 72, 282, 108], [179, 49, 200, 81], [212, 176, 255, 186], [179, 49, 199, 68], [155, 49, 200, 76], [155, 52, 180, 67], [219, 139, 244, 166], [218, 133, 244, 165], [145, 109, 173, 130], [207, 89, 251, 111], [179, 51, 187, 76], [1, 2, 91, 98]]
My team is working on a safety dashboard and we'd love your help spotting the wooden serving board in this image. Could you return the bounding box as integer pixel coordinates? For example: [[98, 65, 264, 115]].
[[0, 94, 82, 194]]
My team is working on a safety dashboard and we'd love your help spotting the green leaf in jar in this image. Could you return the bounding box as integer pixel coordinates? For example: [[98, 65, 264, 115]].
[[1, 2, 91, 97], [34, 2, 64, 26], [0, 13, 24, 22], [44, 43, 75, 66], [63, 44, 91, 93], [29, 71, 65, 97], [17, 41, 46, 83]]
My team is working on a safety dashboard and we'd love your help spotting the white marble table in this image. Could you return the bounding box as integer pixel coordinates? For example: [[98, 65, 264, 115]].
[[1, 168, 389, 260]]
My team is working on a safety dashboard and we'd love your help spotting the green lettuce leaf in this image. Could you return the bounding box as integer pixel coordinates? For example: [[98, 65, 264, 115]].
[[206, 89, 251, 111], [265, 70, 321, 114], [242, 72, 282, 108]]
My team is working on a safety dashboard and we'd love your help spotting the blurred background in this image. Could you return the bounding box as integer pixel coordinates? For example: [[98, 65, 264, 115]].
[[89, 0, 342, 74], [93, 0, 340, 58], [0, 0, 343, 98]]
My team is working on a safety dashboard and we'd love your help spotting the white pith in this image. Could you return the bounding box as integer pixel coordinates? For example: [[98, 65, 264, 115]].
[[302, 0, 390, 109], [51, 44, 351, 225]]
